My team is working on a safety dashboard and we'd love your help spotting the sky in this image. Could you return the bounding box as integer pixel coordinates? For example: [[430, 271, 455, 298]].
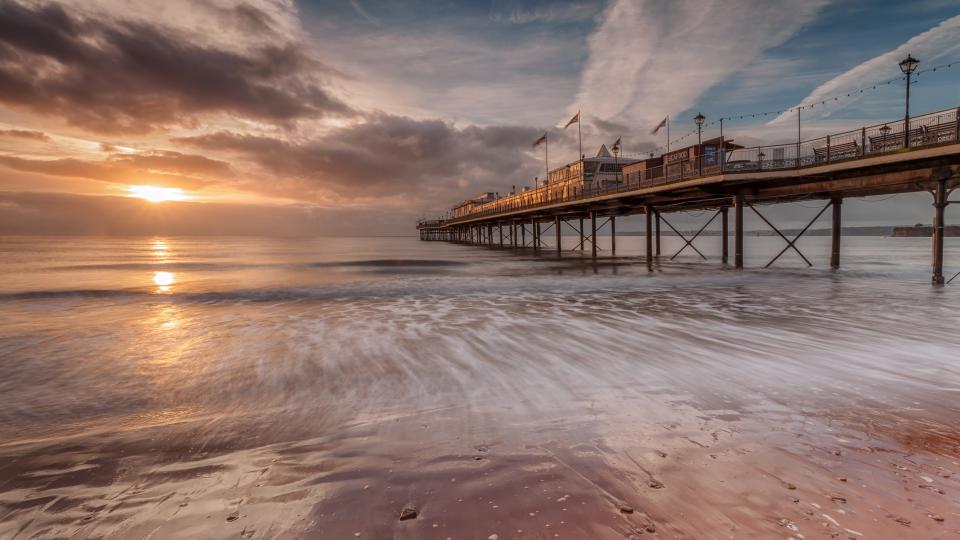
[[0, 0, 958, 235]]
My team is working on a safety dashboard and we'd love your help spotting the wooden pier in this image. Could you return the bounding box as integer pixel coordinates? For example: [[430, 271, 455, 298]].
[[418, 106, 960, 284]]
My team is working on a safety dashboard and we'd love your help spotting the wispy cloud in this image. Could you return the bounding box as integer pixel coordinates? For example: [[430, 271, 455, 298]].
[[573, 0, 828, 131], [490, 2, 599, 24], [0, 129, 51, 142], [769, 14, 960, 124], [349, 0, 381, 25]]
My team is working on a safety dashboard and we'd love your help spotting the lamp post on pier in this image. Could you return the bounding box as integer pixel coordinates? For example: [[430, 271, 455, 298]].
[[694, 112, 705, 175], [898, 54, 919, 148]]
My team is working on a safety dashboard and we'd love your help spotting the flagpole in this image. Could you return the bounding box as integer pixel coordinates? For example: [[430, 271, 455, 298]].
[[545, 133, 549, 181], [666, 116, 670, 153], [578, 109, 582, 159], [614, 136, 620, 183]]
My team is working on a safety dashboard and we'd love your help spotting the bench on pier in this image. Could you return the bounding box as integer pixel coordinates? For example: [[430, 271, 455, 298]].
[[916, 120, 958, 145], [868, 123, 958, 153], [813, 141, 859, 163]]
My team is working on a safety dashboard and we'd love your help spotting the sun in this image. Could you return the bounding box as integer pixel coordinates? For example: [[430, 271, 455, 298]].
[[127, 185, 188, 203]]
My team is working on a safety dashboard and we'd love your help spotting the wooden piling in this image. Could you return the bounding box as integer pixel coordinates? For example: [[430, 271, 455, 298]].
[[721, 206, 729, 264], [655, 211, 661, 256], [555, 216, 561, 256], [831, 197, 842, 269], [610, 216, 616, 253], [645, 207, 653, 270], [734, 194, 744, 269], [590, 211, 597, 258], [933, 179, 947, 285], [579, 217, 585, 251]]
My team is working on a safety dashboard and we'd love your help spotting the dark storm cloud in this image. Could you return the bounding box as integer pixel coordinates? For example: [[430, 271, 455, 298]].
[[0, 1, 353, 134], [0, 129, 51, 141], [0, 150, 232, 189], [174, 113, 544, 197]]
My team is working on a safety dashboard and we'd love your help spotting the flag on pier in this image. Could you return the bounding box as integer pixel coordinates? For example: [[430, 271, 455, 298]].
[[565, 109, 583, 159], [611, 137, 621, 155], [651, 116, 668, 135], [532, 132, 547, 147]]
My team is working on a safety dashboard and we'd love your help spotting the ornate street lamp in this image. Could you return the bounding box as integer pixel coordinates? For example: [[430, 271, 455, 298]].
[[694, 112, 705, 174], [880, 124, 892, 150], [898, 54, 919, 148]]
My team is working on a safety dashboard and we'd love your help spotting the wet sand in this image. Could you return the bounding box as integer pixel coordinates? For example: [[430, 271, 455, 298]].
[[3, 378, 959, 539], [1, 236, 959, 538]]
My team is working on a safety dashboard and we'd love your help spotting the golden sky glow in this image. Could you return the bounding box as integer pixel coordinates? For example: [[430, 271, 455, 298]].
[[127, 185, 188, 203]]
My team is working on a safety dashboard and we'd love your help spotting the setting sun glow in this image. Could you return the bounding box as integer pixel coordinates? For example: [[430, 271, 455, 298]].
[[127, 185, 187, 203]]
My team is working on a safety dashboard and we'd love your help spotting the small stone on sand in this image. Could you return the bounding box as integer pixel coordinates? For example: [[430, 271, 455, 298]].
[[399, 507, 418, 521], [648, 480, 664, 489], [929, 514, 944, 522], [618, 503, 634, 514]]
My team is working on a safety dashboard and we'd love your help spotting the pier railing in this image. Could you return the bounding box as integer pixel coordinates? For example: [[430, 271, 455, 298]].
[[439, 106, 959, 225]]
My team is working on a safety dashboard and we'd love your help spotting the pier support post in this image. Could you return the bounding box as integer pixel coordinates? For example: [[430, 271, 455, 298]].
[[579, 217, 585, 251], [611, 216, 616, 253], [521, 222, 526, 248], [535, 220, 541, 251], [721, 206, 729, 264], [831, 197, 842, 269], [734, 194, 744, 269], [655, 211, 661, 256], [933, 179, 947, 285], [499, 224, 503, 248], [555, 216, 561, 256], [590, 211, 597, 259], [645, 207, 653, 270]]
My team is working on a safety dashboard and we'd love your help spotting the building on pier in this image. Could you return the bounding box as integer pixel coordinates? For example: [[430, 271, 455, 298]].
[[452, 192, 496, 218]]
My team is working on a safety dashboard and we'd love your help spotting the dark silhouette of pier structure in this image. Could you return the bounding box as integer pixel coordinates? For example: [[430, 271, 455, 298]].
[[418, 106, 960, 285]]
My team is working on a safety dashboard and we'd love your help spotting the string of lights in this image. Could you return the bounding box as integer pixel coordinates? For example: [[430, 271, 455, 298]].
[[642, 58, 959, 154]]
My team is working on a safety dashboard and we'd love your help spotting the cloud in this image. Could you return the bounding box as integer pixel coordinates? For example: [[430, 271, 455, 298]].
[[0, 128, 50, 141], [173, 113, 544, 205], [573, 0, 828, 130], [769, 14, 960, 124], [0, 150, 232, 189], [349, 0, 381, 26], [489, 2, 600, 24], [303, 14, 584, 128], [0, 1, 354, 134], [0, 190, 417, 236]]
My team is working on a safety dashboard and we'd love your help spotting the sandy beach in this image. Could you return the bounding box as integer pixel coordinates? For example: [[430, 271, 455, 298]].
[[1, 236, 959, 539]]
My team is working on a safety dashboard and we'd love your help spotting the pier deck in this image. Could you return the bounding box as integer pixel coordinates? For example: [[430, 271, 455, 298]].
[[419, 107, 960, 284]]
